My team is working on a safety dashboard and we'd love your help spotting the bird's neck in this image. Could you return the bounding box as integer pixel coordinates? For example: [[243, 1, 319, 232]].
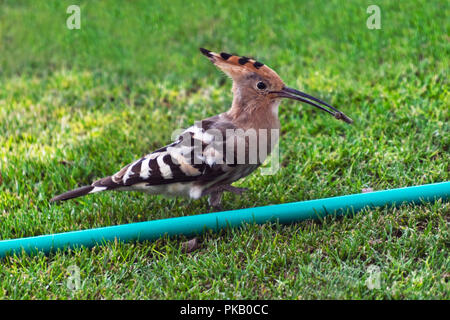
[[227, 96, 281, 131], [225, 97, 281, 160]]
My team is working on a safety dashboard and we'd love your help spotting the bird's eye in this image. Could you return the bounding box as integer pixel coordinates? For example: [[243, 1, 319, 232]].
[[257, 81, 267, 90]]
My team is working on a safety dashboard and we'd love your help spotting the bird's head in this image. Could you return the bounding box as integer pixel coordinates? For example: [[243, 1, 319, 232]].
[[200, 48, 352, 124]]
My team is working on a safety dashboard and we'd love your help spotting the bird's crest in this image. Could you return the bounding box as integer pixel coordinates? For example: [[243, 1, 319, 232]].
[[199, 48, 282, 83]]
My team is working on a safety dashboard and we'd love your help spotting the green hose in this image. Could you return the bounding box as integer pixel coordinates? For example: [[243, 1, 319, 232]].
[[0, 181, 448, 258]]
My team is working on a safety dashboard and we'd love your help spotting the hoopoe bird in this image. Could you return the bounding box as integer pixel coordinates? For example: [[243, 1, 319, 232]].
[[51, 48, 352, 210]]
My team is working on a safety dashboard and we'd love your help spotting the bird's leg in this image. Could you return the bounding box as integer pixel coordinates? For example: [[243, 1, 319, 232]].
[[203, 184, 248, 211], [220, 185, 248, 195], [203, 184, 248, 197], [208, 191, 223, 211]]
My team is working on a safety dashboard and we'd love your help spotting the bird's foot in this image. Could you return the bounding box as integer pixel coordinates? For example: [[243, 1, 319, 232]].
[[208, 191, 223, 212], [210, 204, 224, 212]]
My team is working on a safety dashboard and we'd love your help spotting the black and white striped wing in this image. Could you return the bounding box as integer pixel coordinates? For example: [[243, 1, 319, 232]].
[[91, 118, 243, 196]]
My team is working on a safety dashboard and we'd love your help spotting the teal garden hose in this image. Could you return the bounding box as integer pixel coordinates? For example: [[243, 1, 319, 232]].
[[0, 181, 448, 258]]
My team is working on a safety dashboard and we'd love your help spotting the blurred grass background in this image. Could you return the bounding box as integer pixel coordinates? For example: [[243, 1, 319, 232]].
[[0, 0, 448, 299]]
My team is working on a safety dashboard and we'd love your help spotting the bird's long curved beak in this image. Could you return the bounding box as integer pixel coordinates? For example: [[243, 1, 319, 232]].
[[272, 86, 353, 124]]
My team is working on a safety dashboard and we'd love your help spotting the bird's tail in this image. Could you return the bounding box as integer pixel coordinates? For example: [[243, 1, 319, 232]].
[[50, 176, 118, 202], [50, 185, 96, 202]]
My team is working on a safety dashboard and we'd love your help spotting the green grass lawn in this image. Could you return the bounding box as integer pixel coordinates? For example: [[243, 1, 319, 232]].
[[0, 0, 449, 299]]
